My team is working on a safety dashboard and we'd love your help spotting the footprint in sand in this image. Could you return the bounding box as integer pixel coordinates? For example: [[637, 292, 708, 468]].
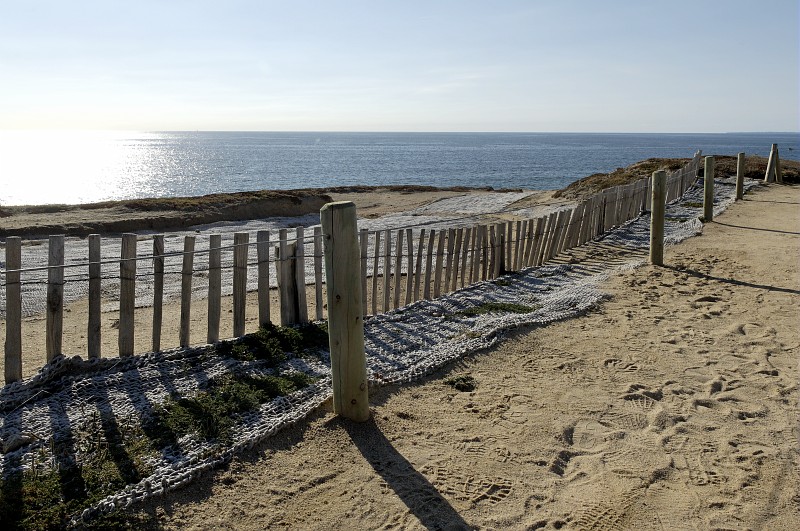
[[600, 432, 672, 480], [573, 420, 608, 451], [603, 358, 640, 373], [422, 464, 513, 505]]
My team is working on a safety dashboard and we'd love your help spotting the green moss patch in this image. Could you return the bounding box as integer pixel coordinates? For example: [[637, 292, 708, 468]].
[[148, 372, 316, 445], [215, 322, 328, 365]]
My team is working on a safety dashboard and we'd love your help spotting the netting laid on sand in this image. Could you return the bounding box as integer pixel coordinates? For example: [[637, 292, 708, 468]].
[[0, 177, 753, 524]]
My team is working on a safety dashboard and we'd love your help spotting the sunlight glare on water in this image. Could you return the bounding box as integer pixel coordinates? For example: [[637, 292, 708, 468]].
[[0, 130, 160, 206]]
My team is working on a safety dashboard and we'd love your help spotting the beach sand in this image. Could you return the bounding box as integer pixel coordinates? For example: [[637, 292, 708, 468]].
[[118, 182, 799, 529]]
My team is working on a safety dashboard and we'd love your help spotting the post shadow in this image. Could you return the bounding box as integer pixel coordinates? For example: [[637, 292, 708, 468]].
[[664, 265, 800, 295], [339, 417, 472, 531]]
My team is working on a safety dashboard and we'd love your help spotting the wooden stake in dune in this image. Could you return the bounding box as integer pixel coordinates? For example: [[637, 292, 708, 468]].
[[152, 235, 164, 352], [207, 234, 222, 343], [313, 227, 324, 321], [88, 234, 101, 359], [650, 170, 667, 266], [736, 152, 745, 200], [704, 156, 715, 222], [119, 233, 136, 357], [257, 230, 271, 326], [320, 201, 369, 422], [764, 144, 777, 183], [233, 232, 248, 336], [179, 235, 196, 347], [4, 236, 22, 383], [46, 235, 65, 362]]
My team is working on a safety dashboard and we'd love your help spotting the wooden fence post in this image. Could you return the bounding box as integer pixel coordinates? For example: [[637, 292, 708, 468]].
[[233, 232, 248, 336], [295, 227, 309, 324], [404, 228, 414, 305], [46, 235, 65, 362], [433, 229, 445, 297], [413, 229, 425, 301], [313, 227, 324, 321], [152, 235, 164, 352], [370, 231, 381, 315], [119, 233, 136, 357], [423, 230, 435, 299], [88, 234, 101, 359], [393, 229, 404, 309], [704, 156, 715, 222], [179, 235, 195, 347], [359, 229, 368, 316], [382, 229, 391, 312], [4, 236, 22, 383], [459, 227, 471, 288], [764, 144, 777, 183], [207, 234, 222, 343], [650, 170, 667, 266], [257, 230, 272, 326], [735, 152, 745, 200], [320, 201, 369, 422], [775, 146, 783, 183]]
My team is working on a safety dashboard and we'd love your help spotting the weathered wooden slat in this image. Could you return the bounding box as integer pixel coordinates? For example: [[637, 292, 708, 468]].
[[423, 229, 435, 300], [433, 229, 445, 298], [295, 227, 308, 324], [179, 235, 196, 347], [444, 228, 455, 293], [450, 227, 464, 292], [118, 233, 136, 358], [207, 234, 222, 343], [152, 235, 164, 351], [46, 235, 65, 362], [382, 229, 392, 313], [313, 227, 324, 321], [257, 230, 271, 327], [404, 228, 414, 306], [4, 237, 22, 383], [88, 234, 101, 359], [371, 230, 381, 315], [359, 228, 368, 316], [413, 228, 426, 301], [393, 229, 404, 309], [459, 227, 472, 288], [512, 220, 523, 271], [233, 232, 248, 336]]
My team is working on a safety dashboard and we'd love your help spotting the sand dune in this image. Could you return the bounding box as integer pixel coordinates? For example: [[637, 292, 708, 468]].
[[135, 183, 799, 529]]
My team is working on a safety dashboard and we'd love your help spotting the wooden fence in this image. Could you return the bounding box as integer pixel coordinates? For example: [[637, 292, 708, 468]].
[[1, 152, 702, 384]]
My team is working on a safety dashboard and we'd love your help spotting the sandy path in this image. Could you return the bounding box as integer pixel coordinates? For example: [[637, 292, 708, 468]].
[[138, 183, 799, 530]]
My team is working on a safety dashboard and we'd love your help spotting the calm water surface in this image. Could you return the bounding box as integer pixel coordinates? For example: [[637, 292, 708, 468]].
[[0, 131, 796, 205]]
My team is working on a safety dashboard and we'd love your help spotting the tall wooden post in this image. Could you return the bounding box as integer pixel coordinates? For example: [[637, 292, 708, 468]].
[[735, 152, 745, 200], [179, 235, 195, 347], [4, 237, 22, 383], [650, 170, 667, 266], [119, 233, 137, 357], [703, 156, 715, 222], [320, 202, 369, 422], [88, 234, 101, 359], [775, 146, 783, 183]]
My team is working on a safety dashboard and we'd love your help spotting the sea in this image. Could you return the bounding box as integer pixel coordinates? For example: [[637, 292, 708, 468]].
[[0, 131, 796, 206]]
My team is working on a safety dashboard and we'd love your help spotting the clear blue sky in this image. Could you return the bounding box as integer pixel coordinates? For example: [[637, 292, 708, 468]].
[[1, 0, 797, 132]]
